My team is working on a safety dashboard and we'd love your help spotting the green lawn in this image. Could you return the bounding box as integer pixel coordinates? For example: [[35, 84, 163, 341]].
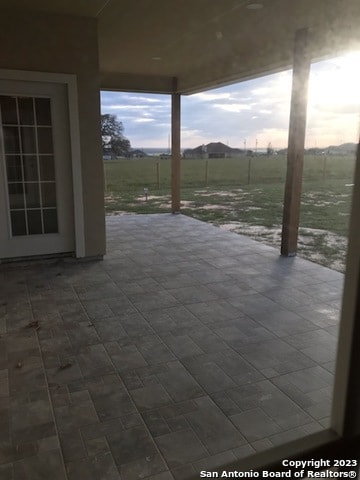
[[104, 154, 355, 271]]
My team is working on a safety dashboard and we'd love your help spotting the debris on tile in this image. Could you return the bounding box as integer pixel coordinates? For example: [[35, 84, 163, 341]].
[[26, 320, 40, 329], [59, 362, 72, 370]]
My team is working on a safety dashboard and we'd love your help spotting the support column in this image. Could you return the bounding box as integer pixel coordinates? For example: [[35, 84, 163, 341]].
[[171, 79, 181, 213], [281, 28, 311, 256]]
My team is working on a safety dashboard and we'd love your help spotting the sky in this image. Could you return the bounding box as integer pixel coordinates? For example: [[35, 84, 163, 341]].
[[100, 51, 360, 150]]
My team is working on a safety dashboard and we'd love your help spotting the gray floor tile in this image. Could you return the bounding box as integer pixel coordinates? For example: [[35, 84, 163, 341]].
[[192, 449, 237, 473], [182, 356, 237, 393], [135, 335, 176, 365], [160, 333, 204, 358], [54, 401, 99, 434], [156, 363, 204, 402], [146, 472, 175, 480], [13, 450, 67, 480], [66, 452, 121, 480], [130, 384, 173, 411], [186, 404, 247, 454], [230, 408, 282, 442], [155, 429, 208, 468], [107, 425, 157, 465], [88, 381, 136, 420], [107, 344, 148, 372], [236, 339, 316, 373], [0, 214, 343, 480], [60, 430, 86, 463], [0, 463, 14, 480]]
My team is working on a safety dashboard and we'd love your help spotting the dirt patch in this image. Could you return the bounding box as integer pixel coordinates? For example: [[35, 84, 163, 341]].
[[194, 191, 240, 197], [217, 222, 347, 272], [105, 194, 119, 204], [107, 211, 134, 215], [197, 204, 232, 211], [135, 194, 169, 201]]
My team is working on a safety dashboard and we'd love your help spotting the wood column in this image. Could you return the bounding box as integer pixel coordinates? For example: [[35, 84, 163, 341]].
[[171, 80, 181, 213], [281, 28, 311, 256]]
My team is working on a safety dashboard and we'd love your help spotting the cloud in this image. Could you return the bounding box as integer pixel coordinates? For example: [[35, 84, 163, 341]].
[[191, 92, 232, 101], [213, 103, 251, 113], [100, 52, 360, 149], [134, 118, 155, 123], [101, 91, 171, 147]]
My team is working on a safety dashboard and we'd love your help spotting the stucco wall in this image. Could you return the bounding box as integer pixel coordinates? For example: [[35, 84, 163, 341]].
[[0, 9, 105, 257]]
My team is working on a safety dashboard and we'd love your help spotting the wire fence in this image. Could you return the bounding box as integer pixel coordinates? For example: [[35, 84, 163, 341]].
[[104, 155, 355, 192]]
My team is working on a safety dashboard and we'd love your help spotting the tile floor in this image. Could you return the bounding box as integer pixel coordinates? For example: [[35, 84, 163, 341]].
[[0, 214, 344, 480]]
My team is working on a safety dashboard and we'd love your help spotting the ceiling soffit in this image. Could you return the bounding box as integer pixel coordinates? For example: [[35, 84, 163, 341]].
[[98, 0, 360, 93], [0, 0, 359, 93]]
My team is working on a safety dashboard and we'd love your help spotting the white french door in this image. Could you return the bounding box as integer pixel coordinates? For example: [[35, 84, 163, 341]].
[[0, 80, 75, 259]]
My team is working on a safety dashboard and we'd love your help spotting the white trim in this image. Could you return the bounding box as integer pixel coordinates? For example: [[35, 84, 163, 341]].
[[0, 69, 85, 257], [67, 76, 85, 257]]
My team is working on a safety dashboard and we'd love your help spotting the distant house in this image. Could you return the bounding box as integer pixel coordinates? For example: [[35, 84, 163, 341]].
[[129, 149, 147, 158], [183, 142, 243, 159]]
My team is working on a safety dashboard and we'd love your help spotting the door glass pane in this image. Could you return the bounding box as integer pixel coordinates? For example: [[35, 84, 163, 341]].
[[1, 94, 59, 237], [3, 126, 20, 153], [0, 96, 18, 124], [39, 156, 55, 181], [37, 127, 53, 153], [41, 183, 57, 207], [18, 97, 35, 125], [6, 155, 23, 182], [43, 209, 58, 233], [35, 98, 51, 125], [10, 210, 27, 236], [25, 183, 40, 208], [27, 210, 42, 235], [23, 155, 39, 181], [21, 127, 36, 153], [8, 183, 25, 208]]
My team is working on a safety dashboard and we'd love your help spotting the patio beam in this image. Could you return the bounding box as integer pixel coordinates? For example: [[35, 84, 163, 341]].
[[171, 78, 181, 213], [281, 28, 311, 256]]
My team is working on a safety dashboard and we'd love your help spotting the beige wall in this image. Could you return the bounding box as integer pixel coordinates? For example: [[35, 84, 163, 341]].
[[0, 9, 105, 257]]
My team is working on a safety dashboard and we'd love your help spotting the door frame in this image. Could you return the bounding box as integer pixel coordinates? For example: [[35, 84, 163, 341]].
[[0, 69, 85, 257]]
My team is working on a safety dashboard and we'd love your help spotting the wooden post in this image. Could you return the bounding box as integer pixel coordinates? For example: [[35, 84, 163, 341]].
[[205, 160, 209, 186], [104, 164, 107, 192], [171, 81, 181, 213], [281, 28, 311, 256], [247, 157, 251, 185]]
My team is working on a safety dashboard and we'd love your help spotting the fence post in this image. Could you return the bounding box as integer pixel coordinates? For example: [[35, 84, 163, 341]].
[[156, 162, 160, 189], [323, 156, 327, 181], [205, 160, 209, 186], [247, 157, 251, 185]]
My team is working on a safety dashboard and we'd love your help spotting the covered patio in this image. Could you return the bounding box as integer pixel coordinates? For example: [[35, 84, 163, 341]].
[[0, 214, 343, 480], [1, 0, 360, 477]]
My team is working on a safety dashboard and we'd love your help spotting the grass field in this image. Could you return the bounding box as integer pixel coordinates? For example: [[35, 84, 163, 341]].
[[104, 154, 356, 271]]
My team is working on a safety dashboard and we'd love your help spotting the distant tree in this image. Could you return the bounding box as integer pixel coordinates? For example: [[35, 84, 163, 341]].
[[101, 114, 131, 158]]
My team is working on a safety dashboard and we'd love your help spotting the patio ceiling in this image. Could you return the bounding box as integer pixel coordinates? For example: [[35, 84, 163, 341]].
[[2, 0, 360, 93]]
